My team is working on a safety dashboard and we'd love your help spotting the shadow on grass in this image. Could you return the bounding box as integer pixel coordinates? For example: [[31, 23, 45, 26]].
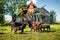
[[0, 32, 7, 34], [14, 32, 29, 34], [0, 29, 7, 34], [19, 33, 28, 34], [40, 30, 56, 33], [0, 29, 7, 31], [14, 31, 32, 34]]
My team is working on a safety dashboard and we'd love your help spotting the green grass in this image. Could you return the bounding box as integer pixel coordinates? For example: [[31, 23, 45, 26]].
[[0, 24, 60, 40]]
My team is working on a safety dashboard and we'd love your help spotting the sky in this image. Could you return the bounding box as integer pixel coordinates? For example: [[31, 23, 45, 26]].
[[5, 0, 60, 22], [27, 0, 60, 21], [38, 0, 60, 21]]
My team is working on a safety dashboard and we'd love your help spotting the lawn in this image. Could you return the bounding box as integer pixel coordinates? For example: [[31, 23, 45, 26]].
[[0, 24, 60, 40]]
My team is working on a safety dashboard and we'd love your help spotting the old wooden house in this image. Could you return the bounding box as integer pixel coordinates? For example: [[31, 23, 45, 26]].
[[14, 1, 51, 24]]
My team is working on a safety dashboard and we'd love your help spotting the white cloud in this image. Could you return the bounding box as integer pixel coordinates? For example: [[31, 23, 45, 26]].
[[5, 15, 12, 22], [26, 0, 38, 5], [32, 0, 37, 4], [26, 1, 30, 5]]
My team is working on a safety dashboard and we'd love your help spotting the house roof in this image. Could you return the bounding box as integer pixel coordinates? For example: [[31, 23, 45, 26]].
[[27, 1, 37, 8], [33, 7, 51, 16]]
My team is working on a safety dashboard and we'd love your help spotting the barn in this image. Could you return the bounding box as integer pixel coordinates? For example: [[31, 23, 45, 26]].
[[13, 1, 51, 24]]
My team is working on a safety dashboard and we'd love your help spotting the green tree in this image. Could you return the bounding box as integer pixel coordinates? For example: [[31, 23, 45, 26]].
[[0, 0, 27, 24], [0, 1, 4, 25], [4, 0, 26, 21], [0, 0, 10, 25], [50, 10, 56, 24]]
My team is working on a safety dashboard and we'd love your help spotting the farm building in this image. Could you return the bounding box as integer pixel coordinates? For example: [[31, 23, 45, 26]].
[[13, 1, 52, 24]]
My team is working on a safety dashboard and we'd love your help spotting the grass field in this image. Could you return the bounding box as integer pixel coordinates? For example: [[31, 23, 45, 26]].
[[0, 24, 60, 40]]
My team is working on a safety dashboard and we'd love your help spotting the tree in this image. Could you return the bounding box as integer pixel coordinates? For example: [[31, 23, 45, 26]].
[[4, 0, 27, 21], [50, 10, 56, 24], [0, 0, 10, 25], [0, 0, 27, 25], [0, 1, 4, 24]]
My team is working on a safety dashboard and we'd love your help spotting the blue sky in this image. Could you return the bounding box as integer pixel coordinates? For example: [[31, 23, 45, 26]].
[[35, 0, 60, 21], [5, 0, 60, 21]]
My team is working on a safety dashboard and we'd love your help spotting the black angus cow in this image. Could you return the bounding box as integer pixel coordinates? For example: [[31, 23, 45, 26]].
[[38, 23, 50, 32], [10, 21, 27, 34], [10, 14, 28, 33]]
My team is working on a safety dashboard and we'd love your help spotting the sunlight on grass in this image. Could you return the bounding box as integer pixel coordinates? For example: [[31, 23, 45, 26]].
[[0, 24, 60, 40]]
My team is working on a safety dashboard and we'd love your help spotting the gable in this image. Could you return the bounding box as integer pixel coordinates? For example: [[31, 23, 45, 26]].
[[37, 7, 50, 16]]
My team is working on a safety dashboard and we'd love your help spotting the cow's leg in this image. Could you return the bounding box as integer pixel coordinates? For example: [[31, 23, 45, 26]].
[[31, 28, 32, 32], [43, 27, 45, 32], [36, 28, 39, 32], [48, 26, 50, 31], [34, 28, 35, 32], [36, 27, 39, 32], [35, 28, 38, 32], [47, 27, 49, 31], [39, 26, 42, 31], [30, 27, 33, 32], [10, 24, 14, 32], [11, 27, 13, 32], [49, 27, 50, 31], [34, 27, 36, 32], [21, 28, 24, 34], [40, 28, 42, 32], [14, 27, 17, 34], [37, 27, 40, 32], [37, 28, 39, 32]]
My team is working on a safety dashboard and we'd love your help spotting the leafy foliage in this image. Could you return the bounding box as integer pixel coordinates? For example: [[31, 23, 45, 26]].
[[0, 0, 26, 24], [50, 11, 56, 24], [0, 1, 4, 24]]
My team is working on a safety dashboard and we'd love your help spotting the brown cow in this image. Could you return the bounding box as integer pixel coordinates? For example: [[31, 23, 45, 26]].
[[31, 21, 38, 32], [28, 21, 41, 32]]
